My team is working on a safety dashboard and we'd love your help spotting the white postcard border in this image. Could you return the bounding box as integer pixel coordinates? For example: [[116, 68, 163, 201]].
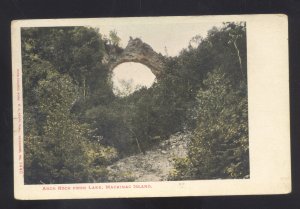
[[12, 14, 291, 200]]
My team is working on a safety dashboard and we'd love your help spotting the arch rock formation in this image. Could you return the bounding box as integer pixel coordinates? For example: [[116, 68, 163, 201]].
[[104, 38, 166, 78]]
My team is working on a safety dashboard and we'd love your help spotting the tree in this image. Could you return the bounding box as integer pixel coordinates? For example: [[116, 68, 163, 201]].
[[109, 30, 121, 46], [22, 27, 120, 184], [23, 59, 115, 184], [113, 79, 141, 97], [24, 64, 91, 183], [22, 23, 249, 183], [191, 68, 248, 179], [21, 27, 108, 98], [169, 22, 249, 179]]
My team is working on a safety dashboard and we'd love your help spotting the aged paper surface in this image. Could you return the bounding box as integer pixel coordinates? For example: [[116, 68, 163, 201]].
[[12, 14, 290, 200]]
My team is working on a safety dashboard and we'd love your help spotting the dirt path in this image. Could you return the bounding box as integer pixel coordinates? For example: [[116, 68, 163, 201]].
[[106, 132, 191, 182]]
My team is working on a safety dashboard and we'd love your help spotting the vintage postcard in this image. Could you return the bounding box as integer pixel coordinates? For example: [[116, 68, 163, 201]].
[[12, 14, 290, 200]]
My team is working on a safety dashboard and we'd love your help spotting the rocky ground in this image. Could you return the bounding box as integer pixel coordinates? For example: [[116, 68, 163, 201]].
[[106, 132, 191, 182]]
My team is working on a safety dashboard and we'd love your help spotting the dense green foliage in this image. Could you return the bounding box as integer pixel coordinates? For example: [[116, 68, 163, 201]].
[[22, 27, 117, 184], [22, 22, 249, 184], [169, 23, 249, 180]]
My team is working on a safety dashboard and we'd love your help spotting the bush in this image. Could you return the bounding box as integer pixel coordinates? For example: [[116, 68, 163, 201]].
[[170, 68, 249, 180]]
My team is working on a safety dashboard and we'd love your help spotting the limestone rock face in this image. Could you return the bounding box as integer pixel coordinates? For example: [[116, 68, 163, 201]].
[[108, 38, 166, 78], [106, 132, 191, 182]]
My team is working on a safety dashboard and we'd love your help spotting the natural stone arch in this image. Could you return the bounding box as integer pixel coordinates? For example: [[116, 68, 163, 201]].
[[108, 38, 166, 78]]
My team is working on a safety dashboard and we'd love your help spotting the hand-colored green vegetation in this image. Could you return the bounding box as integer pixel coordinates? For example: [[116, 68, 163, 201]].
[[22, 22, 248, 184]]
